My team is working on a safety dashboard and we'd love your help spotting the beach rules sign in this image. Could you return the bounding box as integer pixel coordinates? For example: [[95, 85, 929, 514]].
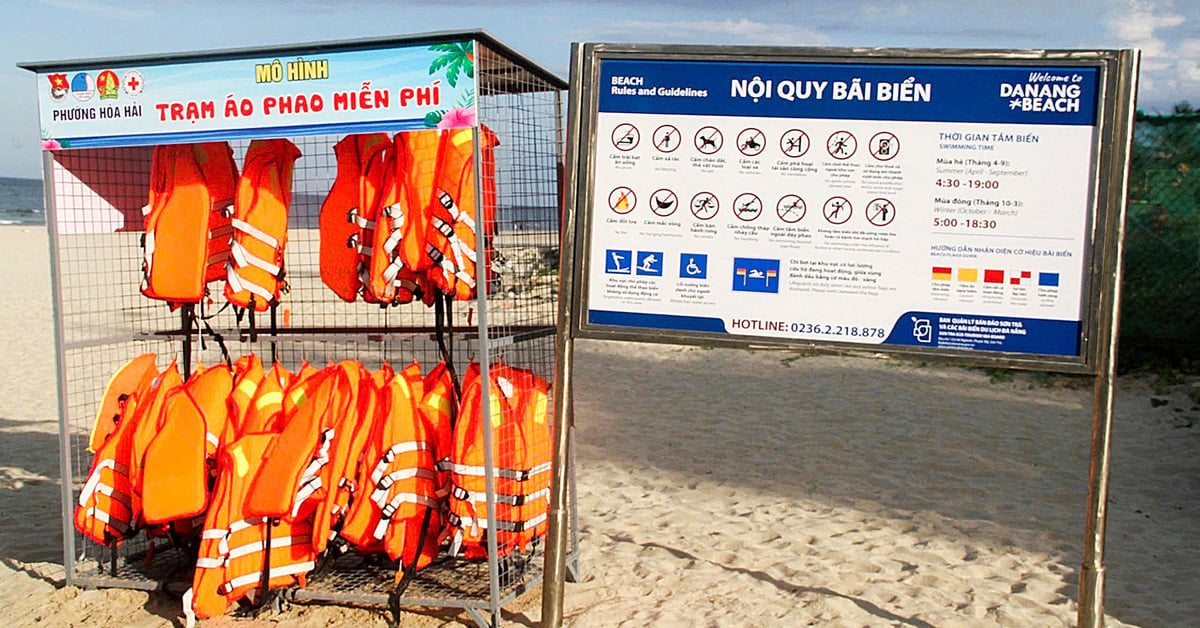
[[561, 45, 1139, 373]]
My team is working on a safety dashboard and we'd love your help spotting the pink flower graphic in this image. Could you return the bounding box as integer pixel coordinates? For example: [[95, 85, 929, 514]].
[[437, 107, 476, 129], [41, 139, 62, 150]]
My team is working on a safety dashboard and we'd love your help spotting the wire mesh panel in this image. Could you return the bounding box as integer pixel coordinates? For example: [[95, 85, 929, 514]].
[[48, 33, 569, 628], [1121, 111, 1200, 367]]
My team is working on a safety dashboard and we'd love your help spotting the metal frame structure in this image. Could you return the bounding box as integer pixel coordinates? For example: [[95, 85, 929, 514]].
[[26, 31, 574, 628], [543, 43, 1138, 628]]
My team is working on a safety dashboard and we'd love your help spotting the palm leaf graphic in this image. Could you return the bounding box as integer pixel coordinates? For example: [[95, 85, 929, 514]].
[[428, 42, 475, 88]]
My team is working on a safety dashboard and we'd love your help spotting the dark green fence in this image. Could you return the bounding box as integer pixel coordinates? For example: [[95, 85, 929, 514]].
[[1120, 112, 1200, 369]]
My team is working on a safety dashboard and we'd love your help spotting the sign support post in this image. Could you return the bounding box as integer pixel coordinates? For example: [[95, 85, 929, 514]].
[[544, 42, 1138, 628], [1079, 47, 1139, 628]]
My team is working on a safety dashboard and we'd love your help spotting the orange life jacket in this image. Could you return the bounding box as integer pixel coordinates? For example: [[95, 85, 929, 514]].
[[187, 432, 315, 621], [125, 363, 184, 527], [446, 363, 552, 558], [141, 363, 232, 525], [224, 138, 301, 311], [227, 354, 265, 441], [141, 142, 239, 304], [366, 130, 443, 306], [338, 364, 395, 553], [307, 361, 368, 553], [365, 144, 418, 305], [319, 133, 390, 303], [74, 363, 182, 545], [241, 361, 291, 434], [354, 134, 393, 305], [88, 353, 158, 453], [420, 360, 456, 500], [423, 127, 499, 301], [362, 362, 443, 567], [243, 368, 340, 520]]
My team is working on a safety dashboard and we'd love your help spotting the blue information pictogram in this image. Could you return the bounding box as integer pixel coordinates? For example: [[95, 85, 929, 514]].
[[636, 251, 663, 276], [679, 253, 708, 279], [606, 249, 632, 274], [732, 257, 780, 293]]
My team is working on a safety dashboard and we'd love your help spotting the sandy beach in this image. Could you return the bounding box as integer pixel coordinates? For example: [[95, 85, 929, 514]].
[[0, 223, 1196, 626]]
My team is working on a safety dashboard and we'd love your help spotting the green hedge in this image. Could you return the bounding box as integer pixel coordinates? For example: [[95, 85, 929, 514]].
[[1120, 112, 1200, 369]]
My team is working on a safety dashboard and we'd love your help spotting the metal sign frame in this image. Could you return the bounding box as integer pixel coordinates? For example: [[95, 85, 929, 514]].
[[542, 42, 1138, 628], [562, 43, 1138, 375]]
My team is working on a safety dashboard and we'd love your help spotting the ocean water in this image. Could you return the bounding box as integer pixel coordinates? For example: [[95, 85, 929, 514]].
[[0, 177, 45, 225]]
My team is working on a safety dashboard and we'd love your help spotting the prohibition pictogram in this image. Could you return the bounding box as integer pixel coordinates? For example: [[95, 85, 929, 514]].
[[653, 125, 680, 153], [866, 198, 896, 226], [733, 193, 763, 221], [609, 186, 636, 214], [690, 191, 719, 220], [822, 196, 852, 224], [694, 126, 723, 154], [611, 123, 639, 151], [826, 131, 857, 159], [737, 128, 766, 156], [650, 189, 678, 217], [780, 129, 810, 158], [776, 194, 806, 223], [869, 131, 899, 161]]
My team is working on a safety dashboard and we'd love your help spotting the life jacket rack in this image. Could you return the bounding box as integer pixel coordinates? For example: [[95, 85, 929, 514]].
[[30, 31, 575, 628]]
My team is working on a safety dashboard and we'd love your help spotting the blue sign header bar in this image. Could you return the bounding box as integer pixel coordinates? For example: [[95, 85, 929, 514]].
[[599, 59, 1099, 125]]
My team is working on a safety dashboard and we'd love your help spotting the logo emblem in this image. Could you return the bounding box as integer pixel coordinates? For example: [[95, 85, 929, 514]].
[[47, 74, 70, 102], [96, 70, 120, 100], [123, 70, 145, 98], [71, 72, 95, 101]]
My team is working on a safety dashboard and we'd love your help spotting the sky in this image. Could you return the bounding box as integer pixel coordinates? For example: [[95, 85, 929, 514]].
[[1, 0, 1197, 179]]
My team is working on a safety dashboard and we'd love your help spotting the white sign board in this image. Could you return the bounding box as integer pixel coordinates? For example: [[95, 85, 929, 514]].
[[574, 53, 1110, 363]]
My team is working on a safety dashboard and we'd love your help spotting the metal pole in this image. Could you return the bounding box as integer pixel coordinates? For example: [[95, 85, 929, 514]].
[[44, 151, 79, 584], [468, 125, 503, 627], [542, 42, 588, 628], [1078, 48, 1139, 628]]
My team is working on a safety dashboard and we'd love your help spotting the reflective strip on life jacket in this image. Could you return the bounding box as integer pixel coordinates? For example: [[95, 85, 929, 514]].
[[446, 363, 553, 558], [440, 460, 552, 481], [451, 484, 551, 507], [422, 127, 499, 301], [192, 433, 315, 620], [224, 138, 301, 311], [447, 510, 547, 533]]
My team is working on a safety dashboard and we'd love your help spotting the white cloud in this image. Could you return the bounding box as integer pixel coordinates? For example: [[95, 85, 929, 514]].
[[1105, 1, 1197, 109], [604, 18, 832, 47]]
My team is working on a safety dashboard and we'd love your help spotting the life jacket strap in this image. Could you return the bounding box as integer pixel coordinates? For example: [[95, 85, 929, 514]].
[[91, 482, 133, 508], [451, 485, 550, 507], [446, 461, 551, 482], [370, 467, 436, 507], [217, 559, 316, 595], [447, 510, 545, 533], [369, 441, 429, 485], [78, 459, 129, 505], [347, 207, 373, 230], [230, 218, 280, 250], [202, 516, 266, 555], [437, 190, 476, 231], [225, 264, 276, 303], [84, 506, 131, 535], [197, 533, 312, 569], [230, 240, 282, 277], [208, 222, 235, 240], [371, 495, 439, 541]]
